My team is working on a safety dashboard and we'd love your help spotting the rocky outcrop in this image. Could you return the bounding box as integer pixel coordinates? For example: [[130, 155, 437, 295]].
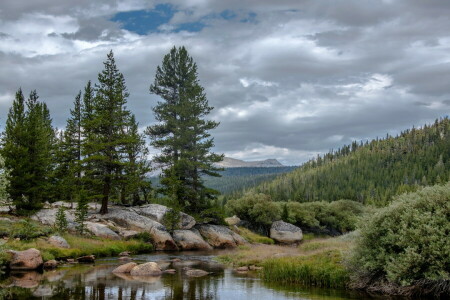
[[31, 208, 76, 227], [130, 262, 162, 276], [196, 224, 247, 248], [48, 236, 70, 249], [7, 248, 43, 270], [77, 255, 95, 263], [270, 220, 303, 244], [136, 204, 196, 229], [101, 207, 178, 250], [85, 222, 120, 240], [172, 229, 212, 250], [112, 262, 137, 273]]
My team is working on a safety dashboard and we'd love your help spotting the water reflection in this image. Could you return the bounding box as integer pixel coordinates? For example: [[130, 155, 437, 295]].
[[0, 252, 393, 300]]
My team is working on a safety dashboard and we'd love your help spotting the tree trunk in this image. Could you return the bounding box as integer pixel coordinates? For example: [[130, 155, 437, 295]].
[[99, 176, 110, 214]]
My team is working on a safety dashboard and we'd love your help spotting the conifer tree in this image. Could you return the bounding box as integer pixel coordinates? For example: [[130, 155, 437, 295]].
[[1, 89, 27, 209], [0, 153, 10, 205], [120, 114, 151, 206], [83, 51, 132, 214], [147, 46, 223, 213]]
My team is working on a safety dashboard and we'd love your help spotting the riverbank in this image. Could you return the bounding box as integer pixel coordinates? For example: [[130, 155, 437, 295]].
[[0, 217, 153, 272]]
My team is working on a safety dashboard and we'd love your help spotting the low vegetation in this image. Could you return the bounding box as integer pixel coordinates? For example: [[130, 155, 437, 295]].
[[348, 183, 450, 295], [4, 234, 152, 262], [262, 250, 349, 288], [234, 227, 274, 244]]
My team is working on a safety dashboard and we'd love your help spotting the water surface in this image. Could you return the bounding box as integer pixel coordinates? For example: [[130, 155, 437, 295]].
[[0, 251, 393, 300]]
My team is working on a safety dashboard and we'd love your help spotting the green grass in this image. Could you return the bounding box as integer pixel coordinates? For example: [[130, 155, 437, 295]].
[[4, 234, 153, 261], [235, 227, 274, 244], [0, 219, 53, 240], [262, 250, 349, 288]]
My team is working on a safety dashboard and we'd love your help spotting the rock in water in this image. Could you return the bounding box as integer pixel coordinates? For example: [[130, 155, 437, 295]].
[[172, 229, 213, 250], [112, 262, 137, 273], [270, 220, 303, 244], [43, 260, 58, 269], [77, 255, 95, 263], [197, 224, 247, 248], [7, 248, 43, 270], [185, 269, 209, 277], [130, 262, 162, 276], [48, 235, 70, 248]]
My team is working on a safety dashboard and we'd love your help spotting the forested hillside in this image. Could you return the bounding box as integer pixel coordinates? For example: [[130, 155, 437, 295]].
[[150, 166, 297, 195], [241, 118, 449, 206]]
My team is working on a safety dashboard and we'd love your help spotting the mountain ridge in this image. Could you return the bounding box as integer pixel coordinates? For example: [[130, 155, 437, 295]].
[[214, 157, 284, 168]]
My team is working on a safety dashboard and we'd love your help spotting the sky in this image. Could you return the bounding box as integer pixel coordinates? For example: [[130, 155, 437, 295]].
[[0, 0, 449, 165]]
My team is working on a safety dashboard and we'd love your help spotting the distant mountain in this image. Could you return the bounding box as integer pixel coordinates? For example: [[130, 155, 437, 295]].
[[215, 157, 284, 168]]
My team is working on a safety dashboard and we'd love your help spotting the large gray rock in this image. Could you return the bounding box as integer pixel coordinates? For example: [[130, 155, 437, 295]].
[[172, 229, 212, 250], [85, 221, 120, 240], [130, 262, 162, 276], [7, 248, 43, 270], [137, 204, 196, 230], [112, 262, 137, 273], [31, 208, 76, 227], [270, 220, 303, 244], [196, 225, 247, 248], [102, 207, 178, 250], [48, 235, 70, 248], [225, 215, 240, 226]]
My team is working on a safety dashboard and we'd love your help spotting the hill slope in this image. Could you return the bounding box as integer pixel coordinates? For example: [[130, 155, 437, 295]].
[[244, 117, 449, 206]]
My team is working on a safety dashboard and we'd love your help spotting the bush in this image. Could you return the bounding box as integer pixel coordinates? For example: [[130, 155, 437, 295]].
[[279, 200, 364, 234], [226, 193, 280, 227], [349, 183, 450, 286]]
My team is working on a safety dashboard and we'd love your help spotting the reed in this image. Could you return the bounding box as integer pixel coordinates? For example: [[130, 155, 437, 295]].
[[262, 250, 349, 288]]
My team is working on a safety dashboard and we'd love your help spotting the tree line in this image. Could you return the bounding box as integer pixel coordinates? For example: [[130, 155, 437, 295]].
[[0, 47, 222, 215], [232, 117, 449, 206]]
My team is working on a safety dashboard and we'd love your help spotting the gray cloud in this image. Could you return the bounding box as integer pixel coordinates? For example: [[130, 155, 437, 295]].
[[0, 0, 449, 165]]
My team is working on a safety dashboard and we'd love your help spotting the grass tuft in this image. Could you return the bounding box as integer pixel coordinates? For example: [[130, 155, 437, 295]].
[[262, 250, 349, 288], [235, 227, 274, 244]]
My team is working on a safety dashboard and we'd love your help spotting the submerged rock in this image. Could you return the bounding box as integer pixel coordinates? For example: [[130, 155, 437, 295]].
[[185, 269, 209, 277], [130, 262, 162, 276], [7, 248, 43, 270], [77, 255, 95, 263], [270, 220, 303, 244], [48, 235, 70, 249], [112, 262, 137, 274]]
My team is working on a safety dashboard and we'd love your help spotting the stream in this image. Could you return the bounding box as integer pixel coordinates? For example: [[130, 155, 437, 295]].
[[0, 251, 397, 300]]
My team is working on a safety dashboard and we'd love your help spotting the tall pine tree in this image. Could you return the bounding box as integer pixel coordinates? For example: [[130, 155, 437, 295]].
[[146, 46, 223, 213], [83, 51, 133, 214]]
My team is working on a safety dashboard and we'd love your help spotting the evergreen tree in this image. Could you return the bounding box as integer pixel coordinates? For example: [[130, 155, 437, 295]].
[[83, 51, 132, 214], [55, 206, 68, 232], [146, 46, 223, 213], [1, 89, 55, 213], [75, 192, 88, 235], [120, 114, 151, 206], [57, 91, 83, 204], [0, 153, 10, 205], [1, 89, 27, 209]]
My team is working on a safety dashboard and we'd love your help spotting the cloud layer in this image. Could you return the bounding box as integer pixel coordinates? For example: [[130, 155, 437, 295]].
[[0, 0, 449, 165]]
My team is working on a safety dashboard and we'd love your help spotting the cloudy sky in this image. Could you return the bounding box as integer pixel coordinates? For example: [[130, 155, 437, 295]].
[[0, 0, 449, 165]]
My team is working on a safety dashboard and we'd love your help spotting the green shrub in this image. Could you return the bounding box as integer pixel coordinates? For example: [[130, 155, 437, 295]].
[[349, 183, 450, 286], [132, 232, 153, 243], [55, 206, 68, 233], [10, 219, 53, 240], [279, 200, 365, 233], [262, 250, 349, 288], [226, 193, 280, 227]]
